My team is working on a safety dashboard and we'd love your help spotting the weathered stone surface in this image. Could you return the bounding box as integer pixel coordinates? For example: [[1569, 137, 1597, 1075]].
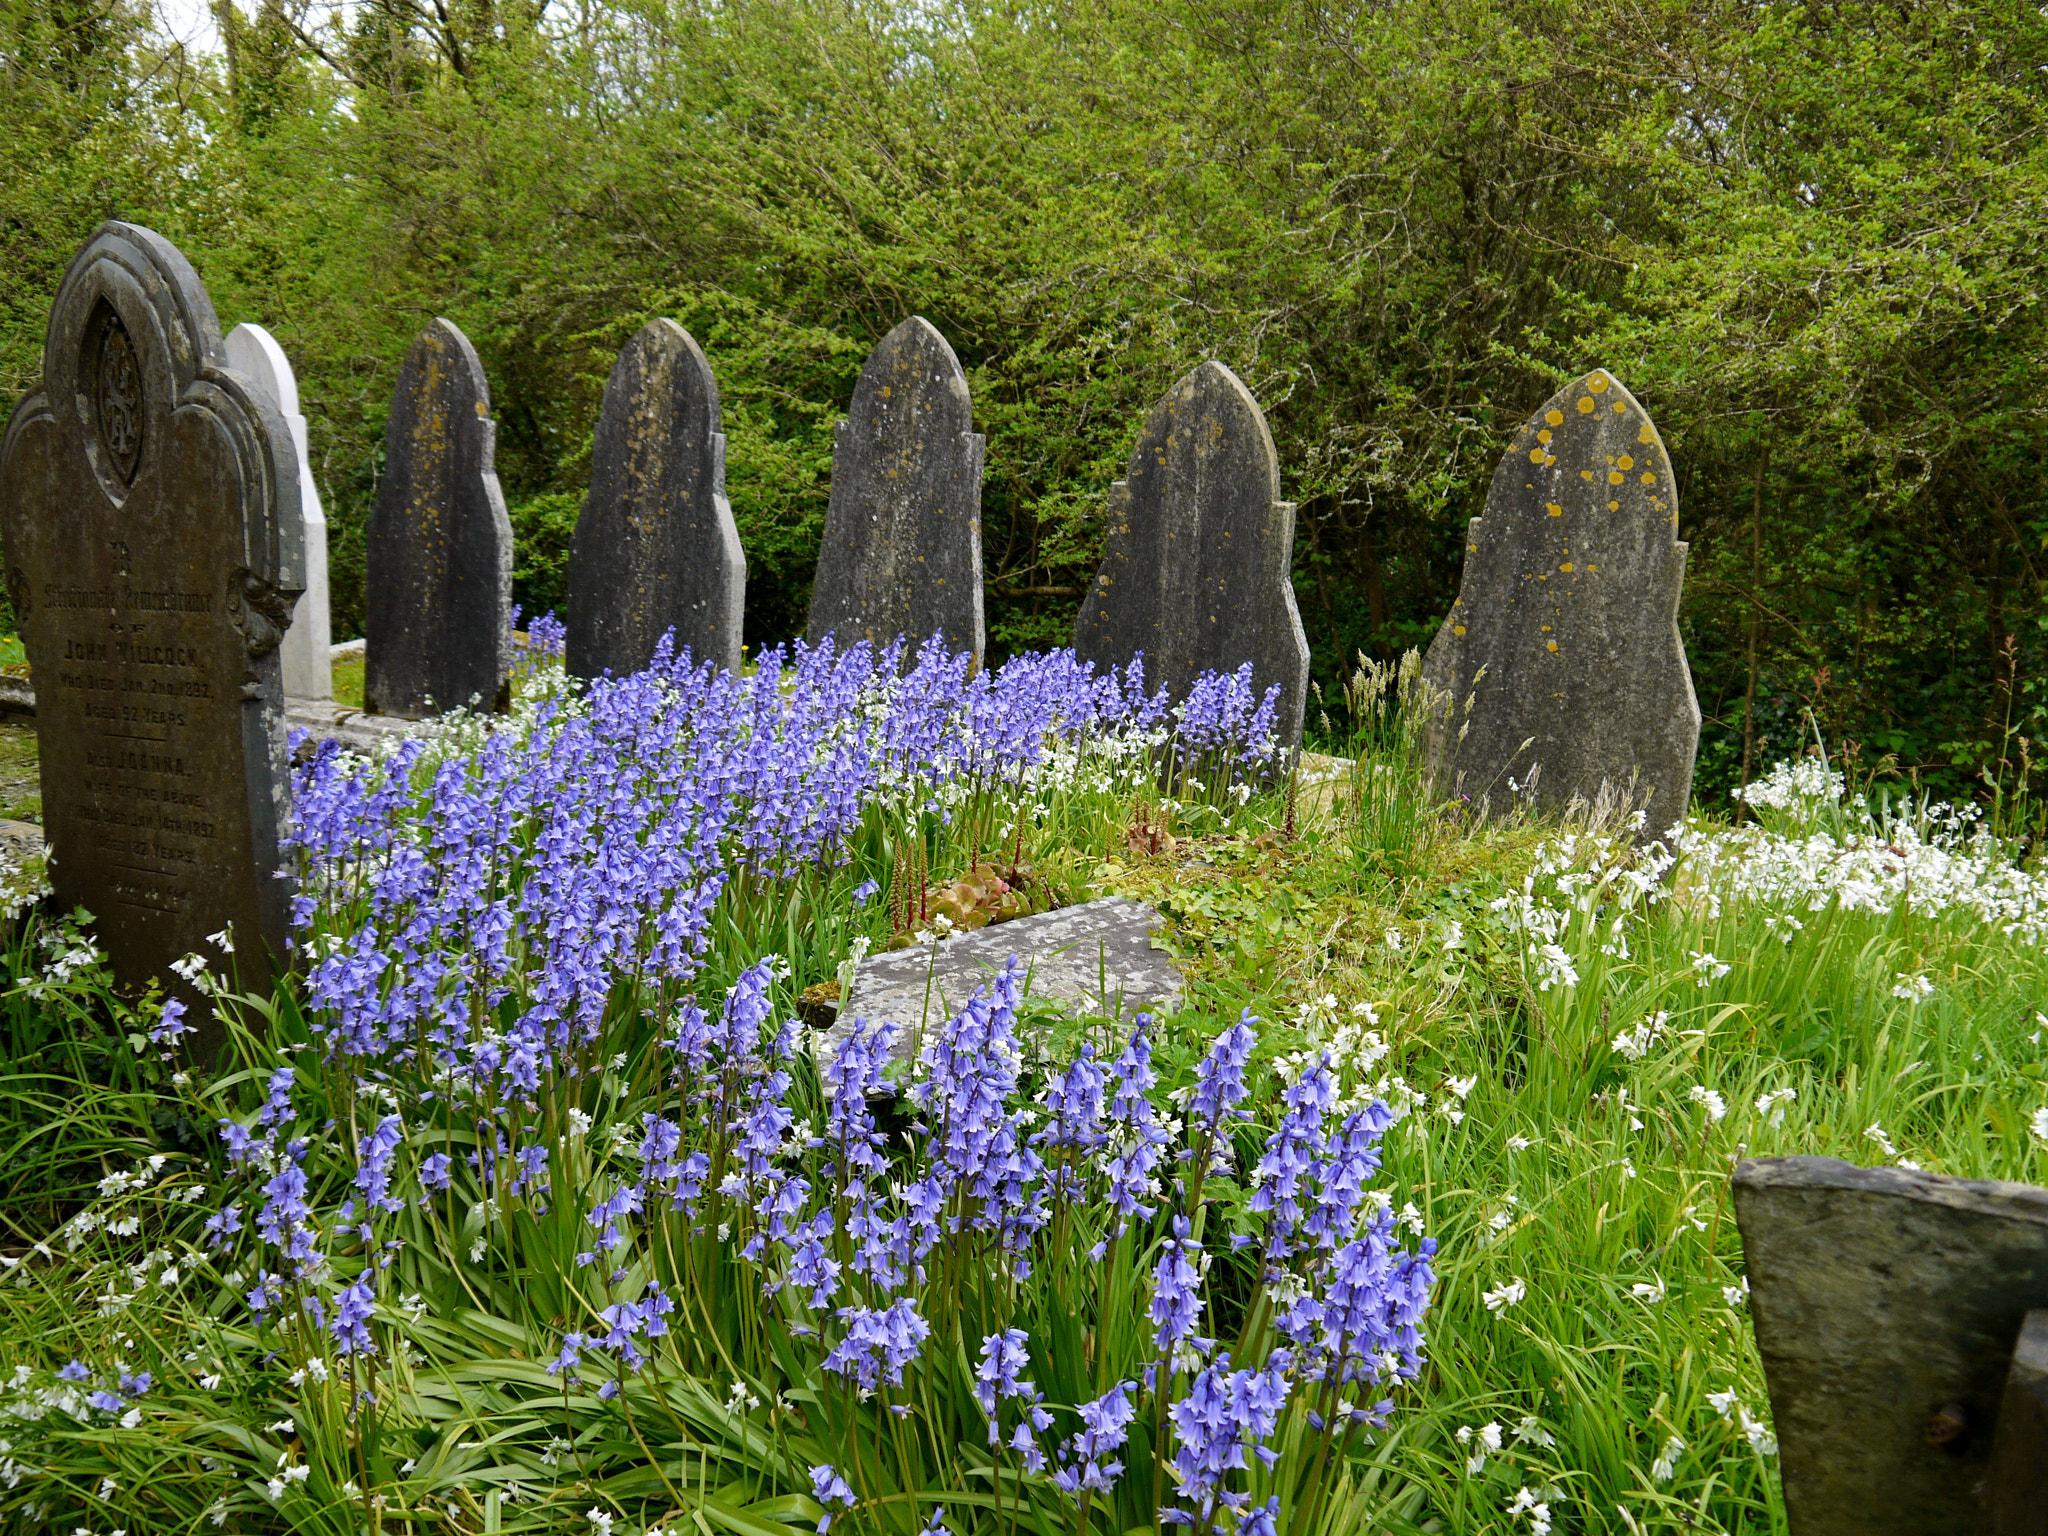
[[1732, 1156, 2048, 1536], [821, 897, 1183, 1069], [365, 319, 512, 719], [0, 222, 303, 1039], [567, 321, 744, 679], [1073, 361, 1309, 752], [806, 317, 984, 667], [225, 324, 331, 700], [1419, 369, 1698, 830]]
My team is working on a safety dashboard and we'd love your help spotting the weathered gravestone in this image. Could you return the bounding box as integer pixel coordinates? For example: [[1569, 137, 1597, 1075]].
[[365, 318, 513, 718], [225, 323, 331, 700], [1419, 369, 1698, 829], [817, 897, 1183, 1078], [1073, 361, 1310, 753], [806, 317, 984, 668], [0, 222, 303, 1032], [1733, 1156, 2048, 1535], [566, 320, 744, 679]]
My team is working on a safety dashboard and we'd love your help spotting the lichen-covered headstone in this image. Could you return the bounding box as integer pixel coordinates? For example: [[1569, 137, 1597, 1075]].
[[1073, 361, 1309, 752], [806, 316, 984, 667], [1733, 1156, 2048, 1536], [365, 318, 512, 718], [1419, 369, 1698, 828], [225, 323, 331, 700], [566, 321, 744, 679], [0, 222, 303, 1040]]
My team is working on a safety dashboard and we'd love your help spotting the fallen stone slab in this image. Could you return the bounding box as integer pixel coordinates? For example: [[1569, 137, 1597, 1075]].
[[284, 698, 429, 756], [819, 896, 1184, 1076]]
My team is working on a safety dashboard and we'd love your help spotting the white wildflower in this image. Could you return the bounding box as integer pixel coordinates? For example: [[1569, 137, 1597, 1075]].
[[1688, 1086, 1728, 1123], [1755, 1087, 1797, 1127], [1650, 1434, 1684, 1481], [1483, 1278, 1526, 1313]]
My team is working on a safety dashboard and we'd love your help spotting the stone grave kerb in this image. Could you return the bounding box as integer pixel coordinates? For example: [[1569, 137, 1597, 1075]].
[[1073, 359, 1309, 753], [0, 221, 304, 1043], [806, 315, 985, 670], [1419, 368, 1699, 834]]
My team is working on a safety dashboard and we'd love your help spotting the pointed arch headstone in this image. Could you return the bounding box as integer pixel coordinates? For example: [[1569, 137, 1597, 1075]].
[[0, 222, 303, 1039], [566, 321, 744, 679], [1073, 360, 1309, 752], [364, 318, 513, 718], [806, 316, 984, 667], [1418, 368, 1699, 829], [225, 323, 331, 700]]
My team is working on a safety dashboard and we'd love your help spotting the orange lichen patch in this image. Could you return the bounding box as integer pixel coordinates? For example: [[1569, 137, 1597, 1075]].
[[1641, 472, 1656, 485], [1577, 397, 1595, 414], [1588, 374, 1610, 393], [1561, 562, 1575, 572], [1588, 564, 1599, 571], [1638, 425, 1654, 444], [1547, 640, 1560, 651], [1608, 500, 1620, 512], [1581, 469, 1595, 481], [1546, 409, 1565, 426], [1454, 625, 1466, 635], [1469, 543, 1479, 552], [1541, 624, 1553, 631], [1608, 470, 1624, 485], [1547, 502, 1563, 517], [1538, 430, 1553, 445], [1529, 448, 1546, 463], [1612, 400, 1626, 413], [1618, 455, 1634, 471]]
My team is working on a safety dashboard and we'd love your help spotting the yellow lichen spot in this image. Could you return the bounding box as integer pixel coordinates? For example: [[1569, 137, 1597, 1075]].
[[1608, 470, 1624, 485], [1641, 472, 1656, 485], [1561, 562, 1575, 572], [880, 386, 892, 398], [1469, 543, 1478, 552], [1542, 625, 1553, 632], [1545, 453, 1558, 466], [1618, 455, 1635, 471], [1588, 564, 1598, 571], [1546, 502, 1563, 517], [1638, 425, 1654, 444], [1538, 429, 1553, 445], [1454, 625, 1467, 636], [1577, 397, 1595, 414], [1529, 448, 1546, 463], [1612, 400, 1626, 413], [1545, 409, 1564, 426], [1588, 374, 1609, 393], [1608, 500, 1620, 512], [1547, 640, 1560, 651], [1581, 469, 1595, 481]]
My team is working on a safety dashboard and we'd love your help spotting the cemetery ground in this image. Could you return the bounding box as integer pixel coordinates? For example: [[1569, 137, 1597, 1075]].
[[1, 654, 2046, 1535]]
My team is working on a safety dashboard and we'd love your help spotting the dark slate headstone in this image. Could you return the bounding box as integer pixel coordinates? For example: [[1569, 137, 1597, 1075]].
[[0, 222, 303, 1037], [1732, 1156, 2048, 1536], [364, 319, 512, 719], [818, 897, 1184, 1078], [566, 320, 744, 679], [806, 316, 984, 667], [1419, 369, 1698, 830], [1073, 361, 1310, 753]]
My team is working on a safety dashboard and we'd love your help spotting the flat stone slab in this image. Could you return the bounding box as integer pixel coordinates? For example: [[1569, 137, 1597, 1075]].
[[1732, 1155, 2048, 1535], [283, 698, 427, 756], [823, 897, 1183, 1069]]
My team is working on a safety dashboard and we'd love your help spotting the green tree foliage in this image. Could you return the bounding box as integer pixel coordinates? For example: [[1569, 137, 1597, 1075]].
[[3, 0, 2045, 802]]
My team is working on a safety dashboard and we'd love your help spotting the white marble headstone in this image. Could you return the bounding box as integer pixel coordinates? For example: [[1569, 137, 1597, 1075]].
[[225, 323, 332, 700]]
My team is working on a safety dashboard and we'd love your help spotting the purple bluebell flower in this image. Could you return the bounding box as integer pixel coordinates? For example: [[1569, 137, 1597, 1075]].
[[810, 1464, 856, 1533]]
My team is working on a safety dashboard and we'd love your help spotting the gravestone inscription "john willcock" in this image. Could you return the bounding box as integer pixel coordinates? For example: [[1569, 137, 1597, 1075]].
[[0, 222, 304, 1022]]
